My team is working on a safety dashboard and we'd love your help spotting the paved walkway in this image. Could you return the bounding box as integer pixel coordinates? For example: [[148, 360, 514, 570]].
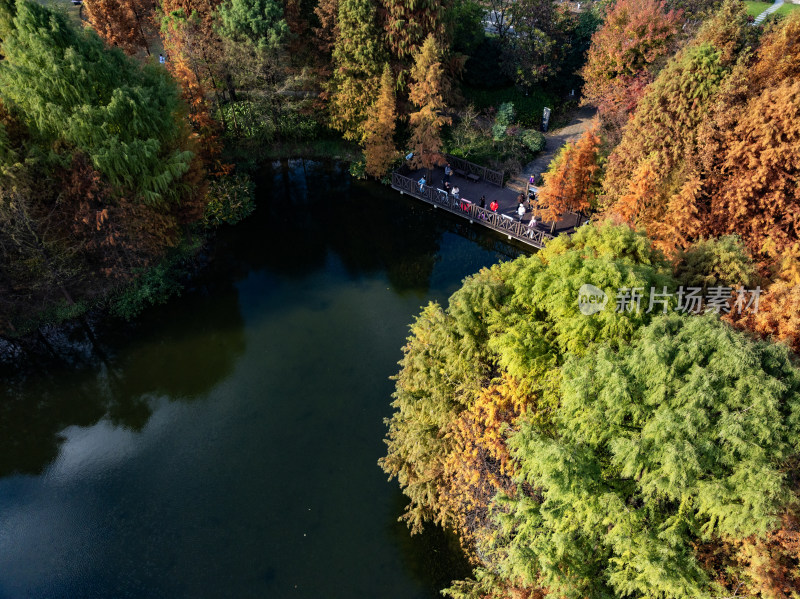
[[754, 0, 783, 24], [402, 164, 580, 236], [506, 104, 598, 195], [395, 105, 599, 239]]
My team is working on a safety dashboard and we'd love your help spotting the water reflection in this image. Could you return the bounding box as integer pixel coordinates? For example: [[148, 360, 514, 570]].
[[0, 159, 521, 598], [0, 279, 247, 477]]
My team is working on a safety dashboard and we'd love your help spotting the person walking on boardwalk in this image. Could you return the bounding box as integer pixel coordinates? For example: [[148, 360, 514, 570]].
[[418, 177, 426, 193], [528, 214, 538, 237], [452, 186, 460, 200], [444, 163, 452, 184], [489, 199, 499, 212], [479, 195, 486, 209], [517, 203, 526, 221]]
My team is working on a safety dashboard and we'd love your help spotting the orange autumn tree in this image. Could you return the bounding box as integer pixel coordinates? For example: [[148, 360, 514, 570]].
[[736, 247, 800, 354], [599, 1, 757, 257], [407, 34, 451, 174], [160, 0, 229, 176], [363, 63, 397, 178], [536, 122, 600, 225], [85, 0, 156, 55], [695, 10, 800, 266], [313, 0, 338, 57], [440, 375, 528, 551], [160, 0, 228, 105], [705, 79, 800, 262], [581, 0, 682, 133]]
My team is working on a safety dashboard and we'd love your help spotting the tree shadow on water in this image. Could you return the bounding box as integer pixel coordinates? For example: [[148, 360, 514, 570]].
[[387, 490, 474, 597], [225, 159, 443, 295], [0, 280, 247, 478]]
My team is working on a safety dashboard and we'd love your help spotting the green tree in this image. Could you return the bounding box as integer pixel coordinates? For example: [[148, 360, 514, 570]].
[[674, 235, 757, 292], [383, 222, 800, 599], [0, 0, 192, 205], [381, 223, 676, 540], [504, 0, 571, 89], [494, 314, 800, 599], [443, 0, 483, 55], [215, 0, 287, 49], [328, 0, 386, 142]]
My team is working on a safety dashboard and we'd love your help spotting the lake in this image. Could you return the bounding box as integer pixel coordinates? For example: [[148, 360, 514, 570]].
[[0, 159, 524, 599]]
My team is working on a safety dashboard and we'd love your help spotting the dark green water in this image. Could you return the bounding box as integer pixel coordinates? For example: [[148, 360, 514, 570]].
[[0, 160, 522, 599]]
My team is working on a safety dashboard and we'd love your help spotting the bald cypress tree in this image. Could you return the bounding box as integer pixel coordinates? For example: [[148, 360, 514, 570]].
[[327, 0, 386, 142], [407, 35, 451, 173], [84, 0, 155, 56], [381, 0, 445, 62], [363, 63, 397, 178]]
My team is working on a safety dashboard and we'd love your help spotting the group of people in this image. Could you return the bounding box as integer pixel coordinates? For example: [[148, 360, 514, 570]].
[[417, 168, 541, 233]]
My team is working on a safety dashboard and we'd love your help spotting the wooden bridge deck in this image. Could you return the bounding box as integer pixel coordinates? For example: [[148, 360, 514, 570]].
[[392, 165, 581, 250]]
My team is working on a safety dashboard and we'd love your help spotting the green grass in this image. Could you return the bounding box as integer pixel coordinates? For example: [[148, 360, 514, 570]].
[[776, 2, 800, 15], [38, 0, 84, 28], [745, 1, 772, 16], [744, 0, 800, 17]]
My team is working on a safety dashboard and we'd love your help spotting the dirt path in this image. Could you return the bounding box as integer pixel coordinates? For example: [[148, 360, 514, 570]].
[[507, 104, 598, 194]]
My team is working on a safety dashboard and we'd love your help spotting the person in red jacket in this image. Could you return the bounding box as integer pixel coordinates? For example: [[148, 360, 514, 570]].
[[489, 200, 499, 212]]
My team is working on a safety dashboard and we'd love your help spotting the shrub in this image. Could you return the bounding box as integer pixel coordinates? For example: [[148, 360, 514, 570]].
[[520, 129, 546, 153], [349, 156, 367, 179], [203, 173, 256, 228], [107, 238, 201, 320], [109, 262, 183, 320], [492, 102, 515, 140]]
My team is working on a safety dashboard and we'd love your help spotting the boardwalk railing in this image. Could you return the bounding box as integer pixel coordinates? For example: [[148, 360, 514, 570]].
[[391, 172, 555, 249], [444, 154, 504, 187]]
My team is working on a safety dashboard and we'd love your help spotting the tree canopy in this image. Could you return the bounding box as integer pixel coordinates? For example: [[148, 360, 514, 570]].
[[0, 0, 192, 205], [382, 223, 800, 599]]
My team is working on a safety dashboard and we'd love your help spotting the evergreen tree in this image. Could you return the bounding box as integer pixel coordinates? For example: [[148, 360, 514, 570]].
[[674, 235, 757, 292], [536, 121, 601, 225], [382, 222, 800, 599], [215, 0, 287, 50], [495, 314, 800, 599], [407, 35, 451, 173], [381, 0, 445, 62], [0, 0, 192, 205], [363, 63, 397, 178], [382, 223, 676, 545], [328, 0, 386, 142]]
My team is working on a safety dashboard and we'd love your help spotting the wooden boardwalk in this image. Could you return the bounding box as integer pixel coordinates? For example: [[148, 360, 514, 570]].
[[392, 160, 581, 250]]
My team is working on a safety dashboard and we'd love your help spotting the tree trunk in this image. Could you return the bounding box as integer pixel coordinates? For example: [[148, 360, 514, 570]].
[[225, 73, 238, 103]]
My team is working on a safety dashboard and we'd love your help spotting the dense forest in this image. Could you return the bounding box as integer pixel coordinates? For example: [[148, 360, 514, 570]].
[[382, 223, 800, 598], [380, 0, 800, 598], [2, 0, 799, 594], [0, 0, 598, 338]]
